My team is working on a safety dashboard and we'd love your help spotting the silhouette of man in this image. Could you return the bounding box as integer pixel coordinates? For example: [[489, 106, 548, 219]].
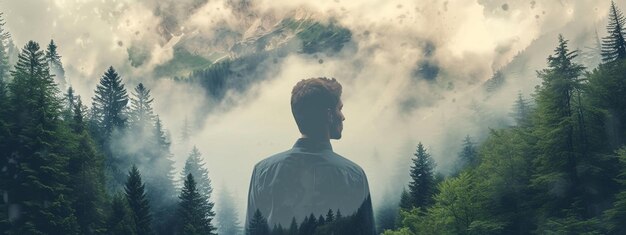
[[245, 77, 375, 235]]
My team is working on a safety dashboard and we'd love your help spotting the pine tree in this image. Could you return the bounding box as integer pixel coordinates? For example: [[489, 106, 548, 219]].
[[129, 83, 155, 132], [91, 66, 128, 139], [107, 193, 137, 235], [0, 12, 11, 76], [178, 174, 217, 235], [6, 41, 74, 234], [0, 12, 9, 82], [150, 117, 176, 191], [71, 97, 88, 133], [271, 224, 285, 235], [317, 215, 325, 226], [45, 39, 66, 88], [63, 86, 77, 121], [485, 70, 505, 93], [456, 135, 478, 171], [325, 209, 334, 223], [216, 188, 243, 235], [408, 142, 436, 210], [145, 116, 177, 235], [513, 92, 532, 127], [587, 4, 626, 149], [0, 12, 10, 43], [182, 146, 213, 203], [602, 1, 626, 63], [532, 35, 587, 219], [41, 194, 80, 234], [125, 165, 154, 235], [376, 200, 399, 233], [0, 13, 10, 231], [298, 213, 317, 235], [67, 99, 107, 235], [399, 188, 412, 211], [91, 66, 129, 191], [248, 209, 270, 235], [288, 217, 298, 235]]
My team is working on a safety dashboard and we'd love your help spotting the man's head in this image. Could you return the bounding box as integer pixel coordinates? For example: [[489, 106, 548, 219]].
[[291, 77, 345, 140]]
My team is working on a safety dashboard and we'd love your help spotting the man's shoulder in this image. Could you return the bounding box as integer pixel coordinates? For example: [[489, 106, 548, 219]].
[[328, 152, 366, 175], [253, 149, 293, 171]]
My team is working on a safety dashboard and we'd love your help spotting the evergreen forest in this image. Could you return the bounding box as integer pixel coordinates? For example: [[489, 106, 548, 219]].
[[4, 1, 626, 235]]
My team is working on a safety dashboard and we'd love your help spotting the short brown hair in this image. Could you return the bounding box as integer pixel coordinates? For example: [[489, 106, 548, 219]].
[[291, 77, 342, 136]]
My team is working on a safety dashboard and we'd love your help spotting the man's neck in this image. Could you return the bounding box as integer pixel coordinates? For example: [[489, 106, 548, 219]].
[[301, 134, 330, 141]]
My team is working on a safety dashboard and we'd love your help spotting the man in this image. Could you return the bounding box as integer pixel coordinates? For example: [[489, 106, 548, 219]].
[[245, 77, 375, 235]]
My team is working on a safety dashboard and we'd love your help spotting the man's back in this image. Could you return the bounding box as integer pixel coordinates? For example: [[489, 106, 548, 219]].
[[245, 138, 375, 234]]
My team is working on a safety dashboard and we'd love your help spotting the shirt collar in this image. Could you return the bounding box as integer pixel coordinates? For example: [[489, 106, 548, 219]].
[[293, 138, 333, 151]]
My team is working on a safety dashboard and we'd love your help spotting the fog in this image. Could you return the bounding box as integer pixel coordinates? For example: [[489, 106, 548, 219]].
[[1, 0, 616, 222]]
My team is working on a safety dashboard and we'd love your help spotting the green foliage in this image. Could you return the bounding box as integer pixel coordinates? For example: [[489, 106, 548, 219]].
[[91, 66, 131, 193], [604, 148, 626, 234], [107, 194, 137, 235], [475, 128, 536, 234], [187, 59, 231, 99], [408, 142, 436, 210], [124, 165, 154, 235], [382, 227, 413, 235], [177, 174, 217, 235], [512, 92, 532, 128], [45, 39, 65, 87], [427, 172, 503, 235], [601, 1, 626, 63], [456, 135, 478, 172], [63, 87, 77, 121], [399, 188, 412, 211], [586, 61, 626, 148], [153, 46, 212, 78], [91, 66, 129, 139], [0, 12, 11, 82], [538, 212, 604, 235], [325, 209, 334, 223], [127, 45, 150, 68], [282, 18, 352, 54], [145, 116, 177, 235], [129, 83, 155, 131], [376, 199, 399, 233], [288, 217, 298, 235], [6, 41, 73, 234], [531, 35, 586, 218], [0, 14, 10, 231], [390, 172, 505, 235], [181, 146, 213, 203], [180, 147, 218, 234], [41, 194, 80, 235], [41, 194, 79, 235], [248, 209, 270, 235], [67, 124, 107, 234]]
